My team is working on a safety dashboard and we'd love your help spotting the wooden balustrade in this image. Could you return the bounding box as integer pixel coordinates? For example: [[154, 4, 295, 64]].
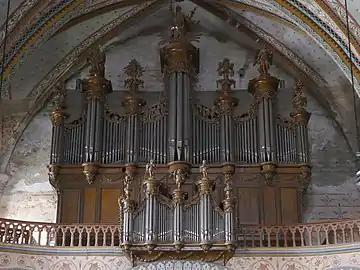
[[0, 218, 359, 248]]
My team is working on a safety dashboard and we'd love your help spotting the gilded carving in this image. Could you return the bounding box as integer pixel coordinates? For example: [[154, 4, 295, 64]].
[[87, 46, 106, 77], [290, 80, 311, 125], [47, 164, 60, 190], [254, 46, 273, 76], [215, 58, 239, 114], [122, 59, 146, 115], [82, 162, 99, 184], [50, 82, 68, 126]]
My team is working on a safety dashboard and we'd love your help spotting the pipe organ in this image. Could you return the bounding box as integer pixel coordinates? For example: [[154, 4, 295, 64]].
[[48, 5, 312, 265]]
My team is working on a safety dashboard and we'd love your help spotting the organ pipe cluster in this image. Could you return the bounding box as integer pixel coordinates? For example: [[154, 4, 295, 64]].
[[48, 6, 311, 186], [118, 160, 236, 253]]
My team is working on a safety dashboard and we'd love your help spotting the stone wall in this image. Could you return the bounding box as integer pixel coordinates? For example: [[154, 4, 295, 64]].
[[0, 33, 357, 223]]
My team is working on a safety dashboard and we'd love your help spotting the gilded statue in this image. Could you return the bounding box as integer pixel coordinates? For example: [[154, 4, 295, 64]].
[[87, 46, 106, 77], [173, 168, 187, 188], [123, 171, 133, 200], [52, 82, 67, 110], [200, 160, 208, 179], [254, 47, 273, 75], [145, 160, 156, 179]]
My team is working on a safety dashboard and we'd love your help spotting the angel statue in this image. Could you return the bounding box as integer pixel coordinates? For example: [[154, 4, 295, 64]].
[[173, 168, 186, 188], [200, 160, 208, 179], [254, 47, 273, 75], [171, 6, 188, 40], [123, 171, 133, 200], [145, 160, 156, 179], [87, 46, 106, 77]]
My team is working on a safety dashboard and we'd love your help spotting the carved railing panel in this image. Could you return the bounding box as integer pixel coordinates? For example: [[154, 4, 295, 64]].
[[64, 115, 86, 164], [140, 102, 167, 164], [102, 110, 127, 163], [192, 104, 220, 164], [1, 218, 360, 248]]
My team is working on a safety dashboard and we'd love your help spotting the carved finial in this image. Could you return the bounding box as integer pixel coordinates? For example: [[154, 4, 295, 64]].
[[172, 168, 187, 188], [124, 59, 144, 92], [215, 58, 238, 113], [200, 160, 208, 180], [217, 58, 235, 92], [254, 46, 273, 76], [52, 82, 67, 111], [290, 80, 311, 125], [292, 80, 307, 110], [122, 59, 146, 114], [145, 160, 156, 179], [87, 46, 106, 77]]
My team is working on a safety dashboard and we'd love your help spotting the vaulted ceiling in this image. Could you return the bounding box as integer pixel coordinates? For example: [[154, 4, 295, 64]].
[[0, 0, 360, 172]]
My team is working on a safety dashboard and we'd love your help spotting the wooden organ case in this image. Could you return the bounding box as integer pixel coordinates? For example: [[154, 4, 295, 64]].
[[47, 7, 311, 229]]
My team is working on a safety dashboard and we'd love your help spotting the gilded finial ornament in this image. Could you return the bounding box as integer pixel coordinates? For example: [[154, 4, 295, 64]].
[[254, 46, 273, 76], [200, 160, 209, 180], [122, 59, 146, 114], [215, 58, 238, 113], [51, 82, 68, 125], [290, 80, 311, 125], [145, 160, 156, 179], [123, 170, 134, 200], [87, 46, 106, 77]]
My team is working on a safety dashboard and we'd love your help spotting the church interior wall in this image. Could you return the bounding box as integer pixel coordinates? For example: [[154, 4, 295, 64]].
[[0, 33, 357, 223]]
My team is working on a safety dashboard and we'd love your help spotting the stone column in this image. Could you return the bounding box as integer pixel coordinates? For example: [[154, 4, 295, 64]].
[[81, 46, 112, 184], [214, 58, 239, 163]]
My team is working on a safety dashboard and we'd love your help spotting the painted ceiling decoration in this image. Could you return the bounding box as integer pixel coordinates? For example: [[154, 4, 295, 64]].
[[2, 0, 360, 91]]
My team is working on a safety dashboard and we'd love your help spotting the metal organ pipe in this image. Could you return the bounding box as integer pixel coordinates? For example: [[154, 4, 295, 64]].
[[215, 58, 239, 163], [248, 76, 279, 163], [81, 47, 112, 164]]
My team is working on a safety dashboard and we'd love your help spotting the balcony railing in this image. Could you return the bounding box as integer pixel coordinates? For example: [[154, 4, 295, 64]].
[[0, 218, 359, 248]]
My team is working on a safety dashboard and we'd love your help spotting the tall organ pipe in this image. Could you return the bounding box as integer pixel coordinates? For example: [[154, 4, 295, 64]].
[[50, 84, 68, 164], [122, 59, 146, 164], [248, 54, 279, 163], [290, 81, 311, 163], [160, 6, 199, 163], [215, 58, 238, 163], [81, 48, 112, 163]]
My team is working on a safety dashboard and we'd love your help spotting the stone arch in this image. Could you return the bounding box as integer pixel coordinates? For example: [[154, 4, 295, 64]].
[[131, 261, 229, 270]]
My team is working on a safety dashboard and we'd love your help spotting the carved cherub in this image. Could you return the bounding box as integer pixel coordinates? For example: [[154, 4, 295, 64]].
[[145, 160, 156, 179], [123, 171, 133, 200], [87, 46, 106, 77], [200, 160, 208, 179], [254, 47, 273, 75]]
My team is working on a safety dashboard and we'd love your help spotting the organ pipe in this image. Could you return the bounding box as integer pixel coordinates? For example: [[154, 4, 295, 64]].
[[81, 46, 112, 164], [122, 59, 146, 164], [50, 83, 68, 165], [160, 6, 199, 162], [248, 47, 279, 163], [290, 80, 311, 163], [214, 58, 239, 163]]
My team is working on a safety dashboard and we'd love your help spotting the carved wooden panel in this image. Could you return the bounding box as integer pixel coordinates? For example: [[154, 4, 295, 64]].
[[61, 189, 80, 224], [263, 187, 277, 225], [83, 188, 97, 223], [280, 188, 299, 224], [100, 189, 121, 224], [237, 188, 259, 224]]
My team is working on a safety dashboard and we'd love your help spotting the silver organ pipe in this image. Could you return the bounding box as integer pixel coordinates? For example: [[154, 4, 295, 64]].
[[81, 47, 113, 164], [248, 77, 279, 163], [234, 112, 259, 163], [140, 102, 167, 164], [183, 197, 200, 242], [64, 116, 86, 164], [102, 110, 126, 164], [276, 117, 296, 163], [50, 85, 68, 165], [192, 104, 220, 164], [291, 81, 311, 163]]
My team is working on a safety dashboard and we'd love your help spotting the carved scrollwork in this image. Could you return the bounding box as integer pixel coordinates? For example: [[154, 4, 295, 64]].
[[193, 103, 220, 123]]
